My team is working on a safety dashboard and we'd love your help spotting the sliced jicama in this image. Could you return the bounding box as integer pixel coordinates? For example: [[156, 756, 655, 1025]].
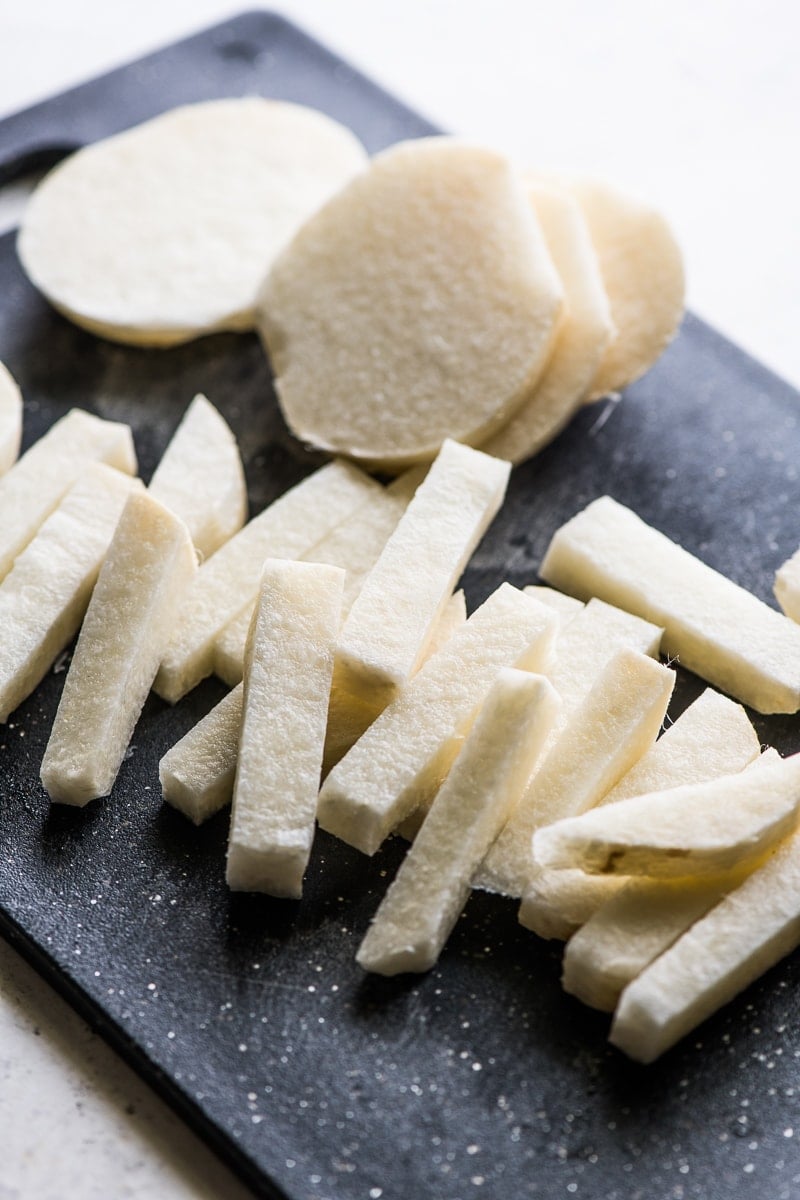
[[41, 493, 196, 805], [324, 588, 467, 780], [557, 175, 685, 399], [148, 393, 246, 559], [0, 360, 22, 476], [160, 684, 243, 825], [317, 584, 557, 855], [610, 818, 800, 1063], [533, 753, 800, 879], [155, 460, 380, 703], [335, 440, 510, 704], [0, 407, 136, 583], [543, 597, 662, 726], [357, 670, 560, 975], [774, 547, 800, 624], [259, 137, 564, 469], [523, 586, 584, 620], [226, 560, 344, 897], [0, 464, 142, 722], [481, 185, 613, 463], [478, 648, 674, 898], [18, 99, 367, 346], [160, 589, 468, 827], [214, 466, 423, 687], [518, 688, 761, 938], [540, 494, 800, 714], [562, 748, 782, 1011]]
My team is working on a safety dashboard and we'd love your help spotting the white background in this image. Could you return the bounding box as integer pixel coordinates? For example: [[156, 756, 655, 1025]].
[[0, 2, 799, 1196]]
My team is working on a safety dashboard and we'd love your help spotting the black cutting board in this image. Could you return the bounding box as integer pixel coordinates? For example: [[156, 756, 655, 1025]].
[[2, 12, 800, 1200]]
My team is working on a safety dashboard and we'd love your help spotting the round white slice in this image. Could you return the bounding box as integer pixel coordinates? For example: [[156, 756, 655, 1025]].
[[0, 361, 22, 476], [259, 137, 564, 469], [530, 173, 685, 399], [17, 98, 368, 347], [482, 185, 614, 463]]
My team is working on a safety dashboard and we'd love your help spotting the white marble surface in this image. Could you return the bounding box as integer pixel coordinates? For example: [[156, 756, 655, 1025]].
[[0, 2, 798, 1196]]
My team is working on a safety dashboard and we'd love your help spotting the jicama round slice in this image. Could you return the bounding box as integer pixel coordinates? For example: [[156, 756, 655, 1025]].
[[481, 185, 613, 463], [0, 361, 22, 476], [533, 174, 685, 399], [17, 99, 368, 347], [259, 137, 564, 469]]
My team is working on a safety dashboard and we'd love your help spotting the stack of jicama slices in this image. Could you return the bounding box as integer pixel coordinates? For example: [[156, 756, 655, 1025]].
[[7, 99, 800, 1066]]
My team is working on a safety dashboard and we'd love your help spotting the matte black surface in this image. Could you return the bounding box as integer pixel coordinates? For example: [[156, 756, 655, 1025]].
[[1, 12, 800, 1200]]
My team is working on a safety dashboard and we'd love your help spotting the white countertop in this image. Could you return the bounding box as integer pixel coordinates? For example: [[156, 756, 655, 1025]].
[[1, 2, 798, 1196]]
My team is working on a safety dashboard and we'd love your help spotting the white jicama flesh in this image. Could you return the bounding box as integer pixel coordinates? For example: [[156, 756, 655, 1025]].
[[543, 597, 662, 727], [562, 752, 781, 1011], [774, 547, 800, 624], [259, 137, 563, 469], [565, 864, 767, 1014], [540, 494, 800, 714], [335, 440, 510, 704], [558, 175, 685, 399], [523, 586, 584, 620], [18, 99, 367, 346], [40, 493, 196, 805], [155, 460, 380, 703], [481, 185, 613, 463], [610, 823, 800, 1063], [0, 464, 142, 722], [162, 590, 469, 828], [323, 588, 467, 779], [214, 466, 424, 687], [317, 584, 558, 856], [478, 648, 674, 898], [0, 360, 22, 476], [0, 407, 137, 583], [226, 560, 344, 897], [519, 688, 761, 938], [148, 393, 247, 559], [357, 670, 561, 975], [533, 753, 800, 879], [160, 685, 243, 825]]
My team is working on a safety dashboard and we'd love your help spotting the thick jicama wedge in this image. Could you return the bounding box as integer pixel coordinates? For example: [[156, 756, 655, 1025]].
[[317, 584, 557, 855], [540, 494, 800, 714], [162, 590, 468, 827], [482, 185, 613, 463], [534, 753, 800, 879], [148, 393, 246, 558], [41, 493, 196, 805], [214, 467, 423, 687], [160, 685, 243, 825], [335, 440, 510, 704], [0, 407, 136, 583], [227, 561, 344, 897], [559, 175, 685, 399], [523, 586, 584, 620], [519, 688, 761, 938], [357, 671, 560, 975], [610, 822, 800, 1063], [259, 137, 563, 469], [0, 360, 22, 476], [155, 460, 379, 703], [774, 547, 800, 624], [563, 749, 781, 1010], [478, 648, 674, 898], [0, 464, 142, 722], [18, 99, 367, 346]]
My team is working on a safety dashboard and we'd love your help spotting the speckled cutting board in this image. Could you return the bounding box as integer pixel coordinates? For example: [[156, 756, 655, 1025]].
[[1, 12, 800, 1200]]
